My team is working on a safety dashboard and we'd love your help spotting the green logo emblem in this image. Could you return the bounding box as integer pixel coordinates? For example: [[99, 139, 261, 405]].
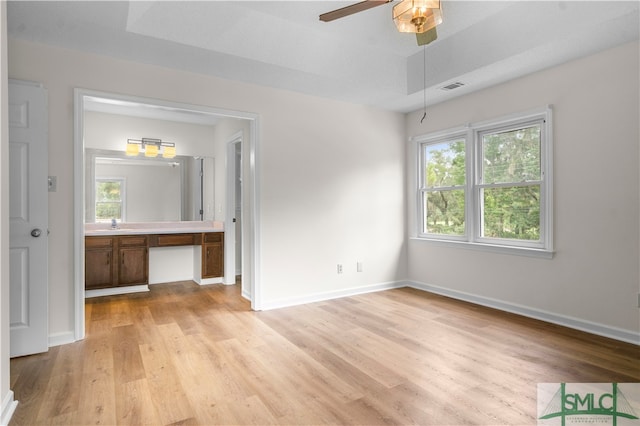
[[538, 383, 639, 426]]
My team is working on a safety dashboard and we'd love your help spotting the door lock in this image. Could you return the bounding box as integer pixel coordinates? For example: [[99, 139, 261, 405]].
[[31, 228, 42, 238]]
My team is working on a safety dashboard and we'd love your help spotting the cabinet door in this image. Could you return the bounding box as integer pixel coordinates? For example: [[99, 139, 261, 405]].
[[118, 247, 148, 286], [85, 248, 114, 290], [203, 242, 224, 278]]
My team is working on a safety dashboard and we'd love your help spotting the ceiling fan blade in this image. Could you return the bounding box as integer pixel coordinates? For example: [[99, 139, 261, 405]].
[[416, 27, 438, 46], [319, 0, 392, 22]]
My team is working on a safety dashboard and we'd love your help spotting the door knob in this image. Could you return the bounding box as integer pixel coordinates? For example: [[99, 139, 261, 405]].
[[31, 228, 42, 238]]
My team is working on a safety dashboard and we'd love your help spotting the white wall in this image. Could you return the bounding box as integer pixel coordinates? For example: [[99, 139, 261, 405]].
[[7, 39, 407, 338], [84, 111, 216, 156], [148, 247, 195, 284], [406, 41, 640, 339]]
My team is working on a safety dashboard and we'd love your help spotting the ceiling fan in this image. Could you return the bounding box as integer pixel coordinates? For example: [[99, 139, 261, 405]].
[[319, 0, 442, 46]]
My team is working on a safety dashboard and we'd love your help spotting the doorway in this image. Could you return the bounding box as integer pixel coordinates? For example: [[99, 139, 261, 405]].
[[73, 89, 261, 340], [224, 134, 243, 293]]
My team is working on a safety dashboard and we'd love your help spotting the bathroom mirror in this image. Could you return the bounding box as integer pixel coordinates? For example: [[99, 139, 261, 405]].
[[85, 148, 214, 223]]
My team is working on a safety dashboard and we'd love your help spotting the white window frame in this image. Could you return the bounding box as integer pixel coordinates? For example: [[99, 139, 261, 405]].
[[412, 106, 554, 258], [95, 177, 126, 223]]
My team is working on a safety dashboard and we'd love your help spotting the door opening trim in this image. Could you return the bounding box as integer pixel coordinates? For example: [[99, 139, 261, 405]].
[[73, 89, 262, 341]]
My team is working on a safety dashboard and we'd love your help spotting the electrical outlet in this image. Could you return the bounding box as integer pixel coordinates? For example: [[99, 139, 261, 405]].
[[337, 264, 343, 274], [357, 262, 363, 272]]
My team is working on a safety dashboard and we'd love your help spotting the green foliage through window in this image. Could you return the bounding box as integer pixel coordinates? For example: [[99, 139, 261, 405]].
[[96, 179, 123, 222], [482, 127, 540, 184], [424, 190, 465, 235], [423, 139, 466, 236], [417, 111, 550, 251], [482, 186, 540, 240], [425, 140, 466, 188], [480, 124, 542, 241]]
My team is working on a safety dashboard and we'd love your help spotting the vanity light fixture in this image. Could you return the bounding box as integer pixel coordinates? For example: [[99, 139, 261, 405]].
[[125, 141, 139, 156], [144, 142, 159, 158], [125, 138, 176, 159], [162, 145, 176, 159]]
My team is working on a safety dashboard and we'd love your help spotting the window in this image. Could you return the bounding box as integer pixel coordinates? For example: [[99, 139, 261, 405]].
[[421, 136, 466, 237], [95, 178, 125, 223], [415, 108, 553, 256]]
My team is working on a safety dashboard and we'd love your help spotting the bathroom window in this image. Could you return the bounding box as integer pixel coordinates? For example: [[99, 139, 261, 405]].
[[95, 178, 125, 223]]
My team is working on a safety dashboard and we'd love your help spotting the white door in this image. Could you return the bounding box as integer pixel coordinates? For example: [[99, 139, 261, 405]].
[[9, 80, 49, 358]]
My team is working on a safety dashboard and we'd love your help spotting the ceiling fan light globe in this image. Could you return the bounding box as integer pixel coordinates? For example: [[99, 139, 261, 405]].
[[393, 0, 442, 34]]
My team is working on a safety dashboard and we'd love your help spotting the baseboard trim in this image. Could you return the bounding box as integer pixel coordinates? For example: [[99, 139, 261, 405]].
[[85, 285, 149, 298], [407, 280, 640, 345], [1, 390, 18, 426], [241, 289, 251, 301], [260, 280, 406, 311], [49, 331, 76, 348], [195, 277, 223, 286]]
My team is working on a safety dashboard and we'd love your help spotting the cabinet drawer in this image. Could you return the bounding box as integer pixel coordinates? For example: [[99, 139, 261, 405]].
[[85, 236, 114, 249], [151, 233, 196, 247], [203, 232, 223, 243], [119, 235, 148, 247]]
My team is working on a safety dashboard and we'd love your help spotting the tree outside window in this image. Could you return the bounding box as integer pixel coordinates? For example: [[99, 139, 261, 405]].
[[415, 108, 552, 254], [422, 138, 466, 236], [95, 178, 125, 222], [479, 125, 542, 241]]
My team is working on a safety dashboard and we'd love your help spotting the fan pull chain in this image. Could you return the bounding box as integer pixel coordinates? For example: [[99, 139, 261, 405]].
[[420, 45, 427, 124]]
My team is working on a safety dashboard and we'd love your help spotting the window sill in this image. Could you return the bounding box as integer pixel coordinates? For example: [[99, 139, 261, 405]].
[[409, 237, 555, 259]]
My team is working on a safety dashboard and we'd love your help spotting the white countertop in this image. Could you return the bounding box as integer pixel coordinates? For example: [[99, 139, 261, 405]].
[[85, 220, 224, 236]]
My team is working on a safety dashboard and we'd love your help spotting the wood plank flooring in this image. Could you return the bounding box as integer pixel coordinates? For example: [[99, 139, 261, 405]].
[[10, 281, 640, 425]]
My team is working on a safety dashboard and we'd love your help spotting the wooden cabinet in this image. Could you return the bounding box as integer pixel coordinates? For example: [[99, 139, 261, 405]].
[[85, 235, 148, 290], [117, 236, 148, 286], [85, 231, 223, 291], [85, 237, 115, 290], [202, 232, 224, 278]]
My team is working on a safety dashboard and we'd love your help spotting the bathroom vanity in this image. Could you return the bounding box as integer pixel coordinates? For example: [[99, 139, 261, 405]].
[[84, 221, 224, 297]]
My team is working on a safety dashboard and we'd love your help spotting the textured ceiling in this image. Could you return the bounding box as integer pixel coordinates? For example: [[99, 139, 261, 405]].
[[7, 1, 640, 114]]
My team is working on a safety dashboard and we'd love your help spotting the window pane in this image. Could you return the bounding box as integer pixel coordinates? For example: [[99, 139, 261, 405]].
[[96, 181, 122, 202], [482, 126, 540, 184], [423, 189, 465, 235], [482, 186, 540, 240], [96, 202, 122, 221], [95, 180, 123, 222], [424, 140, 465, 188]]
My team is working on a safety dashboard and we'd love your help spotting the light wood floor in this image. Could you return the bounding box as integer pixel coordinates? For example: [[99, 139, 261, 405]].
[[10, 281, 639, 425]]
